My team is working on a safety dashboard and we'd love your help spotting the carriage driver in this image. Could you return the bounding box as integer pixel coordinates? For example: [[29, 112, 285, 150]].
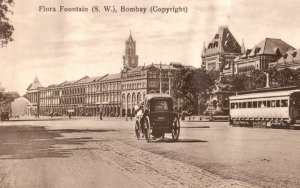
[[134, 102, 144, 118], [134, 102, 145, 130]]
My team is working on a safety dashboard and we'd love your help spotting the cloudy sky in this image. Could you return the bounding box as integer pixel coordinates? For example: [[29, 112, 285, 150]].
[[1, 0, 300, 95]]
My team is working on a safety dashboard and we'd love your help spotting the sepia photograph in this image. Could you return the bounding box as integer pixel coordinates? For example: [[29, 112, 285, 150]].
[[0, 0, 300, 187]]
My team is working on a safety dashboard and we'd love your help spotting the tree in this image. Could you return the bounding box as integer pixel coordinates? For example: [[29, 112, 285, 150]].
[[221, 69, 267, 92], [221, 67, 300, 93], [268, 67, 299, 87], [0, 0, 14, 47], [172, 67, 218, 115]]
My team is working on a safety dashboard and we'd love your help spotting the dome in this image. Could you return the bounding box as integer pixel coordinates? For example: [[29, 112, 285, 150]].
[[11, 97, 33, 116]]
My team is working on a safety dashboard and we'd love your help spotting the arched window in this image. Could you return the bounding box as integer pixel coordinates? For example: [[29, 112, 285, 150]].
[[132, 93, 136, 104], [122, 94, 126, 103], [127, 93, 131, 103], [137, 93, 141, 104]]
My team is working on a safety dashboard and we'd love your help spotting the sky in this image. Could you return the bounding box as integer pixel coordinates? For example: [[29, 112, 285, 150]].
[[1, 0, 300, 95]]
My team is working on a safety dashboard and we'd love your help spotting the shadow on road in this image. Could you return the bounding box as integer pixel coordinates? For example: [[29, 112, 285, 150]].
[[0, 125, 115, 160], [182, 126, 210, 129], [154, 138, 208, 143]]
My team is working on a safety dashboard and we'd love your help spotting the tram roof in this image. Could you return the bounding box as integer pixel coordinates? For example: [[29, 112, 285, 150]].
[[230, 88, 300, 100]]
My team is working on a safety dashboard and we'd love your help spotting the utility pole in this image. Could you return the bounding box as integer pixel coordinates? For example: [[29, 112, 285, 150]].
[[168, 67, 171, 96], [159, 62, 162, 94]]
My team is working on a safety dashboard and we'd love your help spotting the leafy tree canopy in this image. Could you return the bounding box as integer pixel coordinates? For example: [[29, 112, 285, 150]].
[[222, 67, 300, 92], [0, 0, 14, 47], [172, 67, 218, 114]]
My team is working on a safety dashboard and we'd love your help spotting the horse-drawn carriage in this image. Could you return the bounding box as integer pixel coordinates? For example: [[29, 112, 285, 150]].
[[134, 94, 180, 142]]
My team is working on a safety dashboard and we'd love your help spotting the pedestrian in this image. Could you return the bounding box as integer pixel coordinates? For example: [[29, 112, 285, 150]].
[[130, 113, 133, 121], [99, 111, 103, 120], [69, 113, 71, 119]]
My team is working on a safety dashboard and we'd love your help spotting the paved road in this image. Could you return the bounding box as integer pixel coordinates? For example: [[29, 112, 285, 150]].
[[0, 119, 299, 188]]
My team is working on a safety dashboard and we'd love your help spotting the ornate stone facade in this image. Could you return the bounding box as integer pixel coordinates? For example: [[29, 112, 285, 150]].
[[234, 38, 294, 74], [201, 25, 242, 76], [26, 33, 183, 117]]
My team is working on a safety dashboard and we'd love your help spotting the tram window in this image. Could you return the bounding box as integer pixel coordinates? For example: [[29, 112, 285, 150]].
[[239, 102, 242, 108], [242, 102, 246, 108], [258, 101, 262, 108], [281, 100, 288, 107], [267, 101, 271, 107], [230, 103, 235, 109], [262, 101, 266, 108], [247, 102, 252, 108], [253, 101, 257, 108], [235, 103, 238, 109], [271, 100, 276, 107], [276, 100, 280, 107]]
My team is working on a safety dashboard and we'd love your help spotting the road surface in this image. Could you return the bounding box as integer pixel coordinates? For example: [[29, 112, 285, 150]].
[[0, 119, 299, 188]]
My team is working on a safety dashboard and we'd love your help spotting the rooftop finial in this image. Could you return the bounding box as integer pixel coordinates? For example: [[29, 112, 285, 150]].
[[33, 74, 40, 84], [202, 42, 206, 55], [227, 15, 230, 28], [128, 29, 134, 42]]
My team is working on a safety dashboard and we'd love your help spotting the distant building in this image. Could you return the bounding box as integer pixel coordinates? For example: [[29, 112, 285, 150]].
[[26, 32, 188, 117], [234, 38, 294, 74], [26, 76, 43, 114], [201, 25, 242, 76], [269, 49, 300, 70]]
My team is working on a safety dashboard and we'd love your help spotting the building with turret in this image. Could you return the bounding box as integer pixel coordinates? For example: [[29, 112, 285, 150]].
[[201, 25, 242, 76], [26, 76, 43, 114], [123, 31, 139, 68]]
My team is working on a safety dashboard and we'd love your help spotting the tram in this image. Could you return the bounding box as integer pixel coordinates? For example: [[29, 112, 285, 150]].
[[229, 86, 300, 128]]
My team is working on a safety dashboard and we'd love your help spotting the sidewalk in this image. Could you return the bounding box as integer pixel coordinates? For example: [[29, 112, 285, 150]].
[[5, 115, 229, 123], [6, 115, 131, 122], [182, 115, 229, 122]]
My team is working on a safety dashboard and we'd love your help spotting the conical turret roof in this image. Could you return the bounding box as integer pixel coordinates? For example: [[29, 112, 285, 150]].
[[202, 25, 241, 56], [26, 76, 43, 91]]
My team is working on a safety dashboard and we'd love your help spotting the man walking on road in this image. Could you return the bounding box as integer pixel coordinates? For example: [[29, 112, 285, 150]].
[[99, 111, 103, 120]]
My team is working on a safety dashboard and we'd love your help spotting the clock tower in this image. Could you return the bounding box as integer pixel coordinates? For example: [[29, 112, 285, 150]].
[[123, 31, 139, 68]]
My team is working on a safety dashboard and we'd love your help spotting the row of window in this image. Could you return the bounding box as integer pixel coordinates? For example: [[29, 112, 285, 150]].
[[40, 95, 121, 105], [40, 83, 120, 98], [122, 82, 146, 90], [238, 65, 255, 73], [148, 73, 171, 79], [230, 99, 289, 109]]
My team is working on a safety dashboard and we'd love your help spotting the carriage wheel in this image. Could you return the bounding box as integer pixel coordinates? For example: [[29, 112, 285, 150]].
[[135, 121, 141, 140], [144, 116, 151, 143], [172, 117, 180, 141]]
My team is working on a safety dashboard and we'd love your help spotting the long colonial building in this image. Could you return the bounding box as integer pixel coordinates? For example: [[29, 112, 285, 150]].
[[26, 33, 184, 117]]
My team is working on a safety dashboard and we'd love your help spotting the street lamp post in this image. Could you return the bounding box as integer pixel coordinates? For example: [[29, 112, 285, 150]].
[[159, 63, 162, 94]]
